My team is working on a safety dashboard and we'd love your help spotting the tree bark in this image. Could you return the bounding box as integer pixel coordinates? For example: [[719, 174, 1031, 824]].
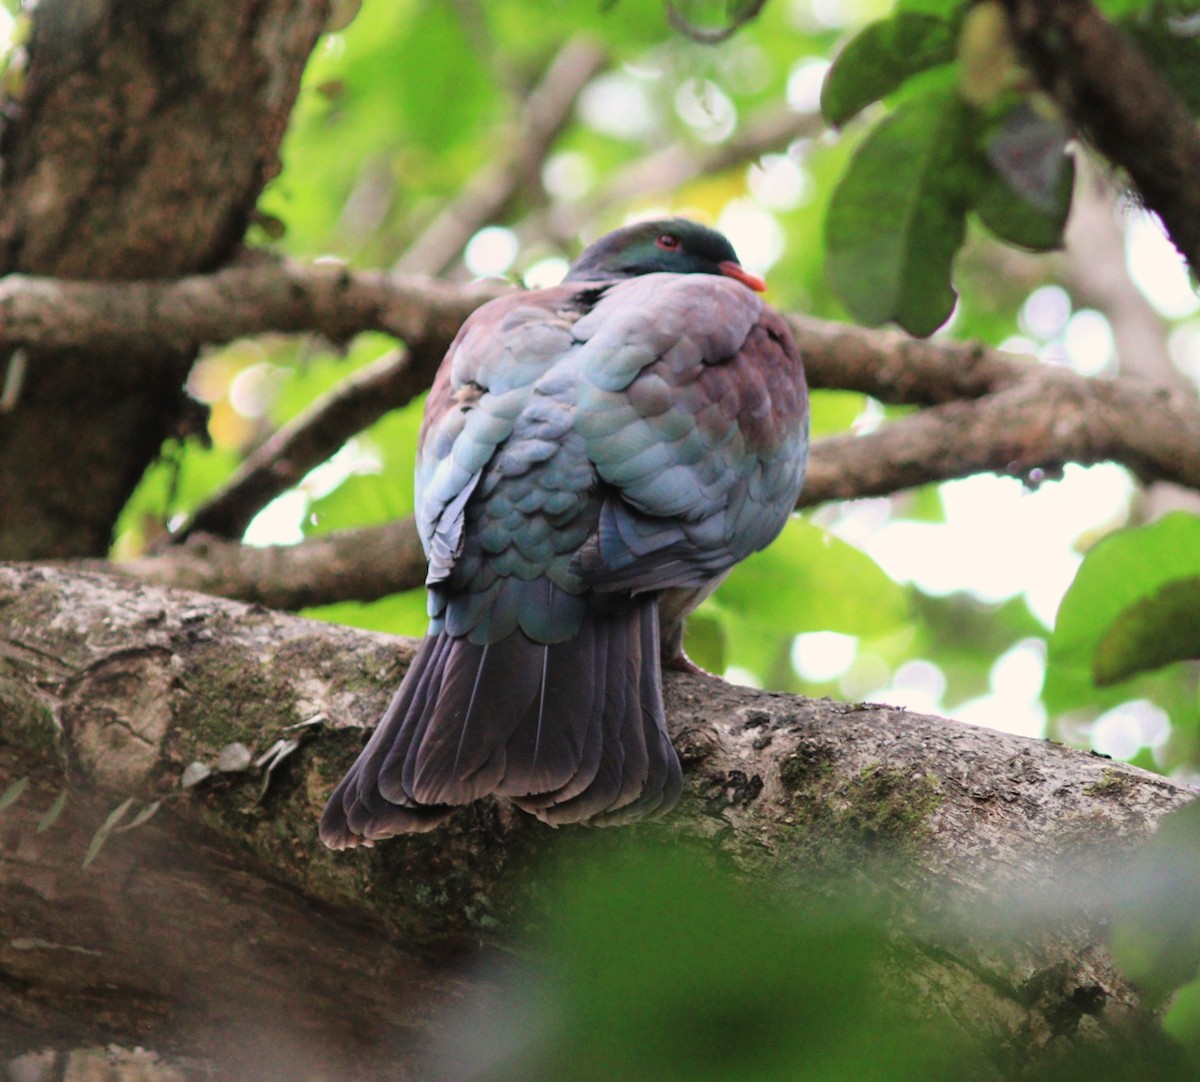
[[999, 0, 1200, 275], [0, 562, 1193, 1078], [0, 0, 329, 560]]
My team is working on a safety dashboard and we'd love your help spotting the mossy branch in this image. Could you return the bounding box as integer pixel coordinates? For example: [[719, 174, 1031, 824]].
[[0, 562, 1193, 1076]]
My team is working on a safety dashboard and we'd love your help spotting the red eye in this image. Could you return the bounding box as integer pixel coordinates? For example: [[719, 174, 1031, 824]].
[[655, 234, 680, 251]]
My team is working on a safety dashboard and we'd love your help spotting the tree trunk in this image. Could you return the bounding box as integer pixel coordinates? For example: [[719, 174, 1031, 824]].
[[0, 0, 329, 559], [0, 562, 1192, 1079]]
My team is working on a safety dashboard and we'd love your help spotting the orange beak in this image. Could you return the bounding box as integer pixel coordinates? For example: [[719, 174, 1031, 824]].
[[718, 260, 767, 293]]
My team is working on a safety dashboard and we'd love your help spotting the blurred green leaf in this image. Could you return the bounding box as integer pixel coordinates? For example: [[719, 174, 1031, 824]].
[[1110, 802, 1200, 1001], [1165, 974, 1200, 1066], [895, 0, 965, 12], [821, 13, 956, 127], [459, 845, 964, 1082], [1048, 514, 1200, 699], [304, 473, 405, 537], [1095, 0, 1149, 13], [269, 335, 397, 426], [826, 83, 972, 336], [681, 607, 726, 674], [975, 150, 1073, 251], [111, 439, 242, 555], [808, 389, 866, 438], [710, 517, 910, 639], [1094, 576, 1200, 685], [975, 105, 1074, 251], [303, 588, 429, 637], [897, 484, 946, 524]]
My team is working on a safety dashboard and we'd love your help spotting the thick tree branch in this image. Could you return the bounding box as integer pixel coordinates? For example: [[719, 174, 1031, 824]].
[[103, 518, 425, 610], [805, 364, 1200, 502], [0, 258, 504, 355], [0, 563, 1193, 1076], [999, 0, 1200, 274], [4, 263, 1199, 552]]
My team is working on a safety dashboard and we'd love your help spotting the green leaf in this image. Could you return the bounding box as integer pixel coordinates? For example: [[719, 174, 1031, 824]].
[[1110, 802, 1200, 1001], [975, 146, 1074, 252], [821, 13, 956, 127], [35, 789, 68, 833], [1099, 0, 1159, 17], [83, 797, 135, 869], [710, 518, 910, 638], [808, 389, 866, 438], [500, 845, 967, 1081], [1093, 576, 1200, 685], [0, 775, 29, 812], [304, 473, 406, 537], [681, 608, 726, 674], [826, 86, 973, 336], [303, 587, 429, 637], [1048, 513, 1200, 699], [1165, 975, 1200, 1065]]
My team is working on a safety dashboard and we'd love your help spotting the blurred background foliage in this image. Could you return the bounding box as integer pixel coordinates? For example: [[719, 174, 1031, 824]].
[[102, 0, 1200, 786]]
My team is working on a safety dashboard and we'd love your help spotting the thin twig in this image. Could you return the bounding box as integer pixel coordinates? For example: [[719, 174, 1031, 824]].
[[524, 107, 824, 246], [181, 339, 446, 539], [393, 37, 606, 277]]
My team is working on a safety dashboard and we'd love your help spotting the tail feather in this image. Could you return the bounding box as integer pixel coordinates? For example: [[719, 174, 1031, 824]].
[[594, 608, 683, 824], [515, 598, 679, 826], [318, 636, 454, 848], [496, 616, 598, 798], [402, 633, 547, 805], [319, 591, 683, 848], [512, 614, 610, 811]]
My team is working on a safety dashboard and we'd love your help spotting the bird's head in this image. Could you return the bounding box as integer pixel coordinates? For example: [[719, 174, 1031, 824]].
[[563, 218, 766, 292]]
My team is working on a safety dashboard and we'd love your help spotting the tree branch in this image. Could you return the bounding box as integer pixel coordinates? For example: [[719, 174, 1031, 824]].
[[999, 0, 1200, 274], [805, 363, 1200, 502], [109, 344, 1200, 609], [0, 257, 505, 354], [0, 563, 1192, 1076], [393, 37, 607, 276], [522, 106, 823, 245], [179, 340, 447, 539], [101, 518, 425, 610], [1063, 158, 1200, 519], [4, 263, 1199, 552]]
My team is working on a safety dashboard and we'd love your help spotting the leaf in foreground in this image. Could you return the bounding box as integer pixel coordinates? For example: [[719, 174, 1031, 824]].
[[826, 86, 971, 336]]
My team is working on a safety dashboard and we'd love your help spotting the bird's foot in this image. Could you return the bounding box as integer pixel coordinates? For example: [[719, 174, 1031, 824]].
[[662, 650, 714, 677]]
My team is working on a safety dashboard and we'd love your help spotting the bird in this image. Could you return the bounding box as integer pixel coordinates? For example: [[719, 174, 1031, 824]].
[[319, 217, 809, 848]]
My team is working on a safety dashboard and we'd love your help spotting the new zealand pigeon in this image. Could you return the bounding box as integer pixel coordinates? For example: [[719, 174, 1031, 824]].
[[319, 218, 809, 847]]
